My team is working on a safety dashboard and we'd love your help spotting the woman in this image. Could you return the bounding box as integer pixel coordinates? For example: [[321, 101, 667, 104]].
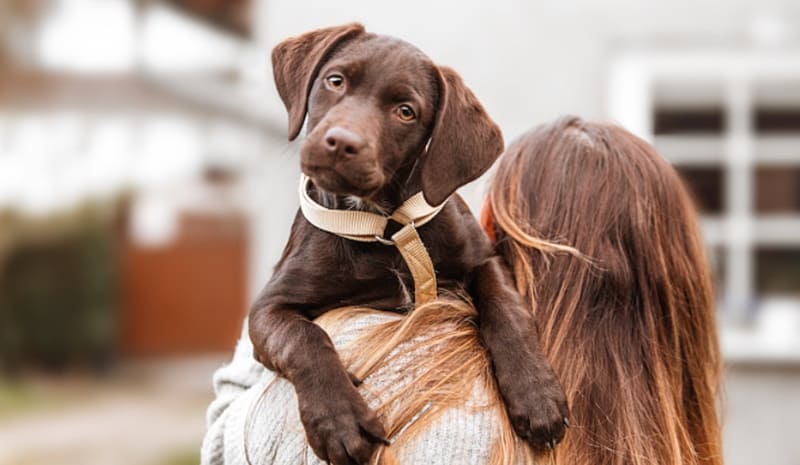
[[201, 117, 723, 465]]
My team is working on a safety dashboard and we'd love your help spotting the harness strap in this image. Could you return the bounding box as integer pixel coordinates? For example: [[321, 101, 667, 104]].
[[392, 224, 438, 304], [298, 175, 443, 305]]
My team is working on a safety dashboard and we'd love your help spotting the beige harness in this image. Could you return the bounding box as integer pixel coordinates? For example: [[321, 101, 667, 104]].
[[298, 175, 445, 305]]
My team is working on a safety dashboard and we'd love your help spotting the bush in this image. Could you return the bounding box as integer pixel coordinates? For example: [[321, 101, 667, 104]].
[[0, 204, 120, 373]]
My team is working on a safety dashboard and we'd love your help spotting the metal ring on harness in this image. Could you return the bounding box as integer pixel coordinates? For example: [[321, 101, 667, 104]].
[[374, 235, 395, 246]]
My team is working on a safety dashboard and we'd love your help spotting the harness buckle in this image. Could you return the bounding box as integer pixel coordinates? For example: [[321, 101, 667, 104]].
[[374, 235, 395, 246], [375, 220, 416, 246]]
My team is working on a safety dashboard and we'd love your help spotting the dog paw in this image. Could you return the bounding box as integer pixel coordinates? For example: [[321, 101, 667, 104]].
[[298, 385, 389, 465], [502, 373, 570, 451]]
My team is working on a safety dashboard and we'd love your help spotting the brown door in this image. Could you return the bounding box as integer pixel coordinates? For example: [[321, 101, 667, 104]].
[[120, 213, 248, 356]]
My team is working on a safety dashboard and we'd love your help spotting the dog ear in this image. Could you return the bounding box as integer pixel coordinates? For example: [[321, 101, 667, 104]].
[[271, 23, 366, 140], [421, 66, 504, 206]]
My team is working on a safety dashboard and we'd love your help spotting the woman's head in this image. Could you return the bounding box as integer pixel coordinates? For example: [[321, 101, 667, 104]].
[[485, 116, 722, 465]]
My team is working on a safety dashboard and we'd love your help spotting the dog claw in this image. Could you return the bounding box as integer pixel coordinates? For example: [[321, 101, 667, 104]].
[[366, 431, 392, 446], [347, 372, 362, 387], [563, 417, 570, 428], [362, 426, 391, 445]]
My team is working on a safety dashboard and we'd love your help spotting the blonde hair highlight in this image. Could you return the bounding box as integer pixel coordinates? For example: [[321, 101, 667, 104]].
[[320, 297, 538, 465]]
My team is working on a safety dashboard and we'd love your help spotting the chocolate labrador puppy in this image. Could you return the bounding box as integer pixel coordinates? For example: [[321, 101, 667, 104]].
[[250, 23, 568, 465]]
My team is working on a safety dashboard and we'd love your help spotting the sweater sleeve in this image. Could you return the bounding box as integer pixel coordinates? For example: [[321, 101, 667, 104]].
[[200, 314, 515, 465], [200, 320, 272, 465]]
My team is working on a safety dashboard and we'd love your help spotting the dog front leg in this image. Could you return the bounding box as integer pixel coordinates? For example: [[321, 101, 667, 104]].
[[248, 304, 388, 465], [472, 256, 570, 451]]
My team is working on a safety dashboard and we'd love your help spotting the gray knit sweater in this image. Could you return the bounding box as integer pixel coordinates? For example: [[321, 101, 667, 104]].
[[200, 313, 519, 465]]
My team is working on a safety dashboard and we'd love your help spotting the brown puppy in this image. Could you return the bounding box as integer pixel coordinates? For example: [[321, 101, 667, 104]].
[[250, 23, 568, 465]]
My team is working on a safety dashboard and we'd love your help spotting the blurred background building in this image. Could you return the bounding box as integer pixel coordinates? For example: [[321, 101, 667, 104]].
[[0, 1, 798, 464]]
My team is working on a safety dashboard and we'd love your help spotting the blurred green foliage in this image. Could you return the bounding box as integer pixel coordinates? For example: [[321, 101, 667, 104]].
[[0, 381, 43, 417], [0, 202, 122, 373]]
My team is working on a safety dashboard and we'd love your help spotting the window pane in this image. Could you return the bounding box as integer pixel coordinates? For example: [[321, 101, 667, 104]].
[[654, 108, 725, 135], [756, 248, 800, 297], [754, 108, 800, 133], [755, 166, 800, 213], [674, 165, 725, 214]]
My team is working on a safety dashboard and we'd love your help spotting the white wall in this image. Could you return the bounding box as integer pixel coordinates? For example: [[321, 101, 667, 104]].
[[257, 0, 800, 139]]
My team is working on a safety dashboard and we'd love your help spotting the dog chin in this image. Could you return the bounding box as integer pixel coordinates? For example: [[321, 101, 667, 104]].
[[307, 170, 380, 198]]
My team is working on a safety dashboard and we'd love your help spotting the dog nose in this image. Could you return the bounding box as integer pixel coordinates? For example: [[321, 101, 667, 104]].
[[323, 127, 365, 157]]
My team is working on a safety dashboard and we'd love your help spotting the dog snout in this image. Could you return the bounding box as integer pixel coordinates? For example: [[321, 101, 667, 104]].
[[323, 127, 366, 157]]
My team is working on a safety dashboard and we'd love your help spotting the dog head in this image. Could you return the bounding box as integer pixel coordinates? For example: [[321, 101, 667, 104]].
[[272, 23, 503, 206]]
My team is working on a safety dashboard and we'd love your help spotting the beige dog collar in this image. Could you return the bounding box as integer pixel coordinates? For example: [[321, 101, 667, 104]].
[[298, 175, 445, 305]]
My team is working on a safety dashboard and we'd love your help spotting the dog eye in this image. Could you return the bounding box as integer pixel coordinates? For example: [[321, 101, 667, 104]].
[[325, 74, 345, 89], [396, 104, 416, 121]]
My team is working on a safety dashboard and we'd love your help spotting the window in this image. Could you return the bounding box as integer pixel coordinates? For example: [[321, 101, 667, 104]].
[[755, 108, 800, 133], [652, 82, 725, 135], [654, 107, 726, 135], [756, 248, 800, 297], [753, 82, 800, 134], [755, 166, 800, 214], [674, 165, 726, 214]]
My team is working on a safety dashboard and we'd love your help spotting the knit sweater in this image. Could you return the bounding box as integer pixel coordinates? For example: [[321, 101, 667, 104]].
[[200, 312, 522, 465]]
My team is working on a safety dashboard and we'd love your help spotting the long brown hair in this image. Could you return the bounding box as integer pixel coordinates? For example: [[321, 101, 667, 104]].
[[487, 116, 723, 465]]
